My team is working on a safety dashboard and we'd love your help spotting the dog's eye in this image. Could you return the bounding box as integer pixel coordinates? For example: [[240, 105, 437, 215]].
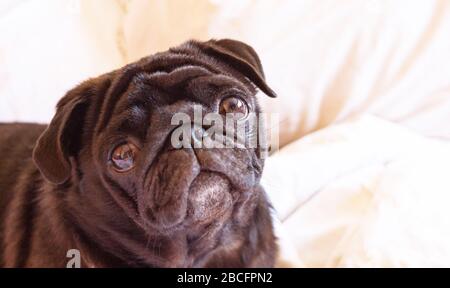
[[111, 143, 138, 172], [219, 97, 248, 119]]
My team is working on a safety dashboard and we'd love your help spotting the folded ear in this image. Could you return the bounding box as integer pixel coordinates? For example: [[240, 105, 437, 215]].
[[199, 39, 277, 98], [33, 79, 103, 184]]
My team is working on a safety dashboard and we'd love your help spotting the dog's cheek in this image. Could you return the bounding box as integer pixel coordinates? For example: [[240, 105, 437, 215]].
[[141, 150, 200, 229]]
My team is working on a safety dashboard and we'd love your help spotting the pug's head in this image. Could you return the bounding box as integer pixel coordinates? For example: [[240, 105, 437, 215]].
[[32, 39, 276, 267]]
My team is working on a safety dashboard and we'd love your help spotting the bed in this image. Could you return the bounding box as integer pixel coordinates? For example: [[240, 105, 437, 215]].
[[1, 0, 450, 267]]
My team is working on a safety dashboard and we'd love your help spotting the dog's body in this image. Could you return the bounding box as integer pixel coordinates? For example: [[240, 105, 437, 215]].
[[0, 39, 277, 267]]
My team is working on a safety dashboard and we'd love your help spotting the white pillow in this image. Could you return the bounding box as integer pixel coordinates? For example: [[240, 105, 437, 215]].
[[2, 0, 450, 147], [208, 0, 450, 145], [263, 116, 450, 267], [0, 0, 124, 123]]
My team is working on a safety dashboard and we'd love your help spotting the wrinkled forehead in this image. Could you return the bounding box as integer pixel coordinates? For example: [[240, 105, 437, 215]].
[[101, 59, 256, 139], [129, 65, 251, 105]]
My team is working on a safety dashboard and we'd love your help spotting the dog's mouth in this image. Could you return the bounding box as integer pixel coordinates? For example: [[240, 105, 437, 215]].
[[139, 149, 240, 232]]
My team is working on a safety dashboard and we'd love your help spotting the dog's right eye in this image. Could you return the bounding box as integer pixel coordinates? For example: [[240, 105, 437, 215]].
[[111, 143, 138, 172]]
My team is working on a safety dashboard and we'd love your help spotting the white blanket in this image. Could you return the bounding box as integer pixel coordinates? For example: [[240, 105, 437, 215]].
[[2, 0, 450, 267], [264, 116, 450, 267]]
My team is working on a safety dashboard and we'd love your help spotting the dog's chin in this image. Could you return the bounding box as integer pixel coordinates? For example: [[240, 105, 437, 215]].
[[187, 172, 234, 224]]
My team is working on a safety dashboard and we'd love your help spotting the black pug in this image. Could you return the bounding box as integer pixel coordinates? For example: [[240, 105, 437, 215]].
[[0, 39, 277, 267]]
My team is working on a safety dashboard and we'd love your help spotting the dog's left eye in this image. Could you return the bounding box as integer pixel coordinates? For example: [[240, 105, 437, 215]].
[[111, 143, 138, 172], [219, 97, 249, 119]]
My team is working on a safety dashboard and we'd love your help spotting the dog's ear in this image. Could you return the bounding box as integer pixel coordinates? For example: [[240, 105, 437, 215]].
[[33, 78, 109, 184], [199, 39, 277, 98]]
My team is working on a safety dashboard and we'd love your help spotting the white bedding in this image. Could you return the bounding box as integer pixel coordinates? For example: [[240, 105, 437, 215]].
[[3, 0, 450, 142], [265, 116, 450, 267], [2, 0, 450, 267]]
